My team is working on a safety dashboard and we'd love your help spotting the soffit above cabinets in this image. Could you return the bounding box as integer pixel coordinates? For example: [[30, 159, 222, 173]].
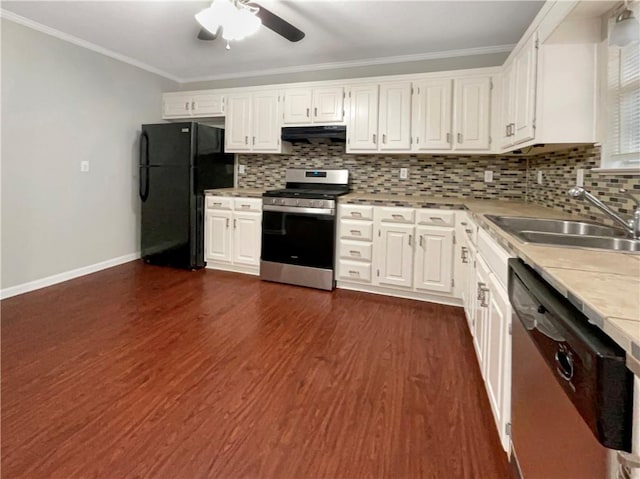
[[1, 1, 543, 83]]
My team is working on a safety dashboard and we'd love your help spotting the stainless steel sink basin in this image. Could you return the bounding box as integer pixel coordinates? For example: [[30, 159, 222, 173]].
[[517, 231, 640, 253], [485, 215, 640, 253], [485, 215, 627, 237]]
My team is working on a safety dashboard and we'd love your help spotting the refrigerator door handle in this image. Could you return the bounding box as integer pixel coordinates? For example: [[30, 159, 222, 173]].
[[139, 131, 150, 202]]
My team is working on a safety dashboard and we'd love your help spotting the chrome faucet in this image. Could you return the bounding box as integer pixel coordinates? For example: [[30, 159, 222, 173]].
[[567, 186, 640, 239]]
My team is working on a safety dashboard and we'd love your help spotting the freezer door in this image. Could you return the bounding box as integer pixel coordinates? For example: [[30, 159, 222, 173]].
[[142, 123, 193, 166]]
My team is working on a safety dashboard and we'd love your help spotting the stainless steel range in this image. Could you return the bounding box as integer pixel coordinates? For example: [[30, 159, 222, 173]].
[[260, 169, 350, 290]]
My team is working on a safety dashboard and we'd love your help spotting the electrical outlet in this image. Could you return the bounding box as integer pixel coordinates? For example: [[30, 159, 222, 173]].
[[576, 168, 584, 187], [400, 167, 408, 180], [537, 170, 543, 185], [484, 170, 493, 183], [80, 160, 90, 173], [238, 164, 246, 174]]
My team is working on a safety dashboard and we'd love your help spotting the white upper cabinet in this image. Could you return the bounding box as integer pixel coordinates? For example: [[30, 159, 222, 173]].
[[162, 92, 225, 119], [413, 79, 453, 151], [226, 91, 288, 153], [347, 84, 379, 152], [225, 93, 252, 151], [283, 86, 344, 124], [378, 82, 412, 151], [453, 76, 492, 151], [252, 91, 281, 152], [500, 63, 516, 149], [512, 33, 538, 145]]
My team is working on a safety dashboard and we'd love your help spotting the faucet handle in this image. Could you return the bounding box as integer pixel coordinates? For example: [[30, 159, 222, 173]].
[[620, 188, 640, 209]]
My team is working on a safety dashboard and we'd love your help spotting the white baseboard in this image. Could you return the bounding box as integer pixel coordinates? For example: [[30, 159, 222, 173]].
[[0, 252, 141, 300]]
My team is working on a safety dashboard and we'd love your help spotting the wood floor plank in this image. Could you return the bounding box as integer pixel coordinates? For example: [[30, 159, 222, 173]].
[[2, 262, 509, 478]]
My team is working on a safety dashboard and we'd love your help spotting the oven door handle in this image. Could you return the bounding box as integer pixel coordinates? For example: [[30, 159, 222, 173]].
[[263, 205, 335, 216]]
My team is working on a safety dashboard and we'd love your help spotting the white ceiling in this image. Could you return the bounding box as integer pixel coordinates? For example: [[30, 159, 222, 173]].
[[2, 1, 544, 83]]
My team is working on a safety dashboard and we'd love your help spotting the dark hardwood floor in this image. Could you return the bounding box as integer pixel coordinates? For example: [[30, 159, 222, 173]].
[[2, 262, 509, 479]]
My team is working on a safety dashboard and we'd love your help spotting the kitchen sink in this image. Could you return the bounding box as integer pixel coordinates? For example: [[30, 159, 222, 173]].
[[486, 215, 640, 253]]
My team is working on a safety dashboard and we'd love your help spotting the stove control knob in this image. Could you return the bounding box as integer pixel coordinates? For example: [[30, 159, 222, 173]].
[[277, 198, 285, 206]]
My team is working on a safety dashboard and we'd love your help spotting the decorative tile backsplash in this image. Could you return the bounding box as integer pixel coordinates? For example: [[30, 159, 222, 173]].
[[237, 143, 638, 225], [238, 142, 528, 200], [526, 145, 640, 225]]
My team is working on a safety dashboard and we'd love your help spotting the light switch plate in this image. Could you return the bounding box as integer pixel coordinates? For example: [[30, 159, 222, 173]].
[[537, 170, 543, 185], [238, 164, 246, 174], [576, 168, 584, 187], [400, 167, 408, 180], [80, 160, 90, 173], [484, 170, 493, 183]]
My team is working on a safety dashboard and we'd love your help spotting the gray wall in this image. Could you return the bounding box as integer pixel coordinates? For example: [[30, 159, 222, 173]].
[[182, 52, 508, 90], [1, 19, 178, 289]]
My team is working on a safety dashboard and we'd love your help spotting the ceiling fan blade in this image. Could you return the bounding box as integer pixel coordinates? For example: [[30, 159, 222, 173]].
[[197, 27, 219, 41], [250, 3, 305, 42]]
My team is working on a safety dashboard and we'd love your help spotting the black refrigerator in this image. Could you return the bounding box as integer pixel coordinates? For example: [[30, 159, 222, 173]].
[[139, 122, 234, 269]]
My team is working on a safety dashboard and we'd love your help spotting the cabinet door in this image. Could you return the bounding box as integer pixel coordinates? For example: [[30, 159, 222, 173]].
[[378, 82, 412, 150], [162, 94, 192, 119], [283, 88, 312, 124], [252, 91, 281, 152], [513, 33, 538, 145], [225, 94, 252, 152], [414, 226, 454, 294], [376, 223, 414, 289], [312, 87, 344, 123], [453, 76, 492, 151], [347, 84, 379, 151], [463, 243, 477, 332], [500, 64, 515, 149], [485, 272, 512, 452], [205, 210, 233, 263], [232, 211, 261, 266], [192, 93, 225, 117], [473, 255, 491, 373], [413, 79, 453, 151]]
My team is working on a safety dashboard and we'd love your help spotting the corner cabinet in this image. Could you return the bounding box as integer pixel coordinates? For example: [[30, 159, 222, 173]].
[[205, 196, 262, 275], [225, 91, 291, 153]]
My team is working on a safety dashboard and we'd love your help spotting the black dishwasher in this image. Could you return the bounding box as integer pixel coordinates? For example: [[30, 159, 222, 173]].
[[508, 258, 634, 479]]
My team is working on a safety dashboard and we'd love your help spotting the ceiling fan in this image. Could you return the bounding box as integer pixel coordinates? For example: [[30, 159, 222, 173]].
[[196, 0, 305, 45]]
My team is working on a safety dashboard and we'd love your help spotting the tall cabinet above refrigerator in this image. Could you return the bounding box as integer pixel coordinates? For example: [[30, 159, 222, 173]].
[[139, 122, 234, 269]]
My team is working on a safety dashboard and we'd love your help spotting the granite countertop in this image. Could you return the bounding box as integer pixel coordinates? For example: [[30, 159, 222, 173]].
[[204, 188, 265, 198], [340, 193, 640, 375]]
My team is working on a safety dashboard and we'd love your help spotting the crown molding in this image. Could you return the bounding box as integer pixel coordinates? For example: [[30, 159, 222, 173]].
[[1, 8, 513, 85], [182, 43, 514, 83], [0, 9, 182, 83]]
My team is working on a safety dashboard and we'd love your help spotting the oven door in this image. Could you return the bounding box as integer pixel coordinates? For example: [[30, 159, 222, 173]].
[[261, 207, 335, 269]]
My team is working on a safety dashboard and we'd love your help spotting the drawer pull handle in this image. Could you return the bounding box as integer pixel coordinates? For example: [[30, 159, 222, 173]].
[[349, 250, 361, 256], [350, 212, 362, 218], [241, 204, 251, 209], [408, 234, 412, 246], [461, 246, 468, 263], [465, 228, 473, 234], [350, 230, 361, 235], [392, 214, 404, 220], [213, 202, 222, 206], [419, 235, 423, 247], [348, 270, 360, 276], [430, 216, 445, 222], [461, 221, 468, 226]]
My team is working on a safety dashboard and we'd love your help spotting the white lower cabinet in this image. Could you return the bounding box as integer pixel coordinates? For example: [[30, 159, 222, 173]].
[[205, 196, 261, 275], [337, 205, 457, 300], [377, 223, 414, 289]]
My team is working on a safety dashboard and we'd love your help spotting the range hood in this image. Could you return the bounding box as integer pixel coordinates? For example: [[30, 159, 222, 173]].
[[281, 125, 346, 143]]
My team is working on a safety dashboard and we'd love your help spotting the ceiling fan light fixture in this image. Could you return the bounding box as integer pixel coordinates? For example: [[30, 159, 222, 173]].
[[610, 6, 640, 46], [195, 0, 261, 44]]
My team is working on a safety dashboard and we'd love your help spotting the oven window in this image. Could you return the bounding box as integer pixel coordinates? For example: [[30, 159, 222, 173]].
[[262, 211, 335, 269]]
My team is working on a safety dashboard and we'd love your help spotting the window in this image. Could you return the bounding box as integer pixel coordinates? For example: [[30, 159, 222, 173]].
[[602, 3, 640, 170]]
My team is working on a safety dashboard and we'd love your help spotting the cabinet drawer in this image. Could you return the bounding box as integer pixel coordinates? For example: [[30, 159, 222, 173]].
[[233, 198, 262, 212], [340, 221, 374, 241], [339, 240, 373, 261], [462, 218, 478, 245], [378, 207, 415, 223], [339, 260, 372, 283], [340, 205, 373, 221], [416, 209, 455, 227], [206, 196, 233, 210]]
